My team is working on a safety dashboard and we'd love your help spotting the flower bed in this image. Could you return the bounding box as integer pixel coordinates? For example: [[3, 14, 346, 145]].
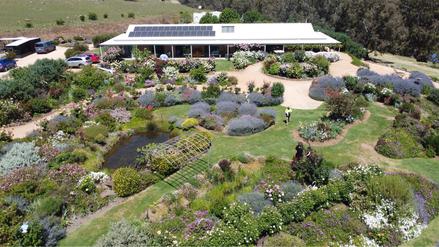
[[263, 50, 337, 79], [298, 120, 345, 142]]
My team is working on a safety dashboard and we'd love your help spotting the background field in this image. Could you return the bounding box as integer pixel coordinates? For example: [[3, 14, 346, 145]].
[[369, 52, 439, 80], [0, 0, 192, 35]]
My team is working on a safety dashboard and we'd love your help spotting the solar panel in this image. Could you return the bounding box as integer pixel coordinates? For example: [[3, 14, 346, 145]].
[[129, 26, 215, 37]]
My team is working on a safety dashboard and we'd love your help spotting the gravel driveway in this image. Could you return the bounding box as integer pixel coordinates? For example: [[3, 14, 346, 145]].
[[0, 46, 68, 78]]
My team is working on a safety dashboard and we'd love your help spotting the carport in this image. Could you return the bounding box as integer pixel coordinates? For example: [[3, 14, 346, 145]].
[[6, 37, 41, 58]]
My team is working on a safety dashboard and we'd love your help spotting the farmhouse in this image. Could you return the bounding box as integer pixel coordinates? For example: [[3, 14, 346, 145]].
[[100, 23, 340, 58]]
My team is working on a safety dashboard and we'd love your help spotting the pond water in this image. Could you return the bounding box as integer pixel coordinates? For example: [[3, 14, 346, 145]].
[[102, 132, 170, 169]]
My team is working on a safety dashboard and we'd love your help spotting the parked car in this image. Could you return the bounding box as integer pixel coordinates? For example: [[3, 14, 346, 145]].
[[0, 58, 16, 72], [79, 53, 100, 63], [35, 41, 56, 54], [65, 56, 92, 68]]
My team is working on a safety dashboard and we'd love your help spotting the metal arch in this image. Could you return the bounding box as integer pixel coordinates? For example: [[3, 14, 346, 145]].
[[145, 131, 212, 172]]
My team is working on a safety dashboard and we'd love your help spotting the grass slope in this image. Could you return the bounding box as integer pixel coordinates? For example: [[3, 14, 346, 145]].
[[0, 0, 192, 33], [369, 52, 439, 80], [61, 103, 439, 246]]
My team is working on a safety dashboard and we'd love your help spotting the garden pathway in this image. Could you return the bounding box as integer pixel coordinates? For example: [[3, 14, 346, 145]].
[[2, 102, 77, 139]]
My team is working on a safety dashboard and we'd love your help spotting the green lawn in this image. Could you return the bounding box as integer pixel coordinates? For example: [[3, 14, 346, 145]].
[[369, 52, 439, 80], [215, 60, 235, 72], [0, 0, 193, 33], [61, 103, 439, 246]]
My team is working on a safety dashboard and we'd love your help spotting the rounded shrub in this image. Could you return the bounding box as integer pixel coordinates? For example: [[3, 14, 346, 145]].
[[238, 103, 257, 116], [271, 82, 285, 97], [112, 167, 143, 197], [309, 76, 345, 101], [181, 118, 199, 130], [264, 233, 305, 247], [375, 128, 425, 159], [227, 115, 266, 136]]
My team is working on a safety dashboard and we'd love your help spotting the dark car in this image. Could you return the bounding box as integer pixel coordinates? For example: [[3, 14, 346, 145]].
[[35, 41, 56, 54], [0, 58, 16, 72]]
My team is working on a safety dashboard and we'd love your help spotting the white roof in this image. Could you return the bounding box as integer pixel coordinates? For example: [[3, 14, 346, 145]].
[[6, 37, 40, 47], [0, 37, 27, 42], [101, 23, 340, 46]]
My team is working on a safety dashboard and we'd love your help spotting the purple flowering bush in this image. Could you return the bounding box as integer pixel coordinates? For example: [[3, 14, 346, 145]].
[[227, 115, 266, 136], [110, 108, 131, 123], [309, 76, 345, 101]]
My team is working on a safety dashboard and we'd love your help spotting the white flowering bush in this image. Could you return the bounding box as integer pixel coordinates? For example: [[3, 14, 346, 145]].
[[305, 51, 340, 62], [398, 212, 426, 241], [298, 120, 345, 142], [231, 51, 265, 69], [0, 142, 43, 175], [362, 199, 394, 229], [380, 87, 393, 97], [162, 66, 179, 81]]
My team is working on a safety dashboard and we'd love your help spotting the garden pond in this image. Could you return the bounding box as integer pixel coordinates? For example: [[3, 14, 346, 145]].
[[102, 131, 170, 169]]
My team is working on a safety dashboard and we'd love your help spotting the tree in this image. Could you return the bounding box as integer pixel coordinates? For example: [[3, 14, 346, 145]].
[[199, 12, 219, 24], [179, 11, 192, 23], [242, 10, 265, 23], [219, 8, 241, 23]]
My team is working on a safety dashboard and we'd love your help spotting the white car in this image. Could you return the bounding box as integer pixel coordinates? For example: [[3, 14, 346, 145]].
[[65, 56, 92, 68], [97, 64, 115, 75]]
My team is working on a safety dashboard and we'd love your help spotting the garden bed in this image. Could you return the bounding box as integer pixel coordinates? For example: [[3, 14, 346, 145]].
[[292, 110, 370, 146]]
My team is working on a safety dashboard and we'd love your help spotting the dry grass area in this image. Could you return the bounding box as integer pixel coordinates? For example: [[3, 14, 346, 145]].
[[2, 15, 179, 40]]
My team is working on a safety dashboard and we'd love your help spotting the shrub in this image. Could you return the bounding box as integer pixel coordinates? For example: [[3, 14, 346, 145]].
[[64, 43, 88, 58], [55, 19, 65, 25], [281, 181, 304, 201], [189, 67, 207, 83], [112, 167, 143, 197], [110, 108, 131, 123], [248, 93, 283, 106], [74, 65, 109, 89], [28, 98, 52, 114], [227, 115, 266, 136], [48, 151, 87, 169], [238, 103, 257, 116], [216, 101, 239, 116], [181, 118, 199, 130], [258, 206, 283, 235], [427, 88, 439, 105], [15, 221, 44, 246], [271, 82, 285, 97], [88, 12, 98, 20], [310, 55, 330, 74], [71, 87, 88, 102], [82, 125, 109, 143], [138, 91, 158, 107], [237, 192, 272, 214], [181, 88, 202, 104], [267, 62, 281, 75], [409, 71, 434, 89], [0, 99, 25, 125], [292, 146, 329, 186], [326, 90, 365, 122], [309, 76, 345, 101], [95, 112, 117, 131], [92, 33, 116, 47], [200, 114, 224, 130], [31, 196, 63, 217], [425, 133, 439, 155], [188, 102, 210, 118], [217, 92, 245, 103], [102, 46, 123, 63], [375, 128, 425, 159], [133, 108, 153, 120], [95, 220, 150, 247], [264, 233, 305, 247], [0, 142, 42, 176], [79, 15, 85, 21], [366, 175, 413, 207], [294, 50, 307, 62], [128, 12, 135, 18]]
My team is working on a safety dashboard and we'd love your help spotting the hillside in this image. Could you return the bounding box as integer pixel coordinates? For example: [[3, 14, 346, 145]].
[[0, 0, 192, 35]]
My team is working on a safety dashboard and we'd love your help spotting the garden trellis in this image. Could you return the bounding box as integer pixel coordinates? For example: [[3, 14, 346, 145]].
[[148, 131, 212, 173]]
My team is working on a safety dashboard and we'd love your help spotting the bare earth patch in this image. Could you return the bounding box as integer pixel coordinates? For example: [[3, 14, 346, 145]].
[[292, 110, 371, 147]]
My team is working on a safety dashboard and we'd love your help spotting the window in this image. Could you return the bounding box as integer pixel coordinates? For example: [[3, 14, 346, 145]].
[[222, 26, 235, 33]]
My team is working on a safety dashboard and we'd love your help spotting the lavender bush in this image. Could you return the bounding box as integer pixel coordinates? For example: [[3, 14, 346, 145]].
[[257, 108, 277, 119], [188, 102, 210, 118], [238, 103, 258, 116], [216, 101, 239, 115], [200, 114, 224, 130], [138, 91, 158, 107], [227, 115, 266, 136], [181, 88, 202, 104], [237, 192, 273, 214], [217, 92, 246, 103], [248, 93, 283, 106], [163, 93, 182, 106], [409, 71, 434, 88], [309, 76, 345, 101]]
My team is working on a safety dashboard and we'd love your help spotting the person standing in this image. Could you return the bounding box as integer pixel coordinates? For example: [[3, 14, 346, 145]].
[[284, 107, 293, 124]]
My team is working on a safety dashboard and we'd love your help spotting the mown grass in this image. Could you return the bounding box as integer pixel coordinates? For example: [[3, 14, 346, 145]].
[[215, 60, 235, 72], [0, 0, 193, 32], [369, 52, 439, 80], [62, 102, 439, 246]]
